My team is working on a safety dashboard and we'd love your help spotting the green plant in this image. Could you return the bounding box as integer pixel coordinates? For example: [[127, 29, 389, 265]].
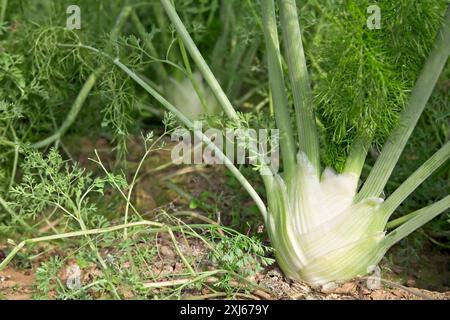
[[0, 123, 272, 299], [210, 233, 274, 277], [1, 0, 449, 295], [72, 0, 448, 285]]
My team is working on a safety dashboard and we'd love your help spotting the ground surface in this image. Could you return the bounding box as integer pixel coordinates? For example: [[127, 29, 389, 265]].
[[1, 136, 448, 300], [1, 265, 449, 300], [1, 233, 449, 300]]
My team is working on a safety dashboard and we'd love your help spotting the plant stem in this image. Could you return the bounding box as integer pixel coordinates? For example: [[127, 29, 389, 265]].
[[343, 134, 372, 178], [110, 5, 133, 56], [123, 147, 152, 240], [1, 220, 250, 260], [0, 220, 164, 271], [380, 141, 450, 224], [227, 40, 261, 103], [356, 6, 450, 201], [170, 211, 223, 233], [32, 72, 98, 149], [160, 0, 238, 120], [211, 0, 233, 74], [261, 0, 297, 180], [152, 1, 170, 49], [7, 126, 19, 192], [177, 35, 210, 113], [382, 195, 450, 249], [0, 0, 7, 25], [279, 0, 320, 174], [130, 10, 168, 80], [123, 133, 167, 240], [386, 210, 420, 230], [168, 228, 196, 275], [92, 150, 143, 220], [225, 43, 247, 92]]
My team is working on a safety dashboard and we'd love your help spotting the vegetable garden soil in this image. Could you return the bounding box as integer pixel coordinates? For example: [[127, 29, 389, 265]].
[[1, 136, 448, 300], [1, 250, 449, 300]]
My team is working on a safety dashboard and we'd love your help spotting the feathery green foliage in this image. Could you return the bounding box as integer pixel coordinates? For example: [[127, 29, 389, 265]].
[[308, 0, 448, 169]]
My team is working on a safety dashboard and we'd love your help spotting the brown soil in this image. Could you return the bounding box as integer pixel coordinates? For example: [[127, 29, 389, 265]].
[[258, 268, 450, 300], [1, 264, 449, 300], [0, 268, 35, 300], [1, 136, 448, 300]]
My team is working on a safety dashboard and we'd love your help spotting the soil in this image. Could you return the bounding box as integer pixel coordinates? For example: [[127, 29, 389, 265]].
[[1, 136, 448, 300], [0, 268, 34, 300], [1, 233, 449, 300], [1, 263, 449, 300]]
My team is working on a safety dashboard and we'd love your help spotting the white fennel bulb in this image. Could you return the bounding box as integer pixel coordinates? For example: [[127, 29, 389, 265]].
[[265, 153, 387, 285], [166, 72, 220, 121]]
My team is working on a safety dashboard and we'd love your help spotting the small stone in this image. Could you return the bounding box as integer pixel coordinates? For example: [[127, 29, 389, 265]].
[[159, 245, 175, 258], [320, 282, 338, 293]]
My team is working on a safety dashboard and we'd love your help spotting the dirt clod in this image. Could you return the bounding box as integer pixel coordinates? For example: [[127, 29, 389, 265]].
[[159, 245, 175, 258]]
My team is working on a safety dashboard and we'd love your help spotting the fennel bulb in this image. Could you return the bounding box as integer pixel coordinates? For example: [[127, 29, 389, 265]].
[[166, 72, 220, 121], [265, 153, 387, 285]]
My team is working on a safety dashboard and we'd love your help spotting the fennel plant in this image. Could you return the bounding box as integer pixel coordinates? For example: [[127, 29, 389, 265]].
[[2, 0, 448, 286], [147, 0, 450, 285]]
